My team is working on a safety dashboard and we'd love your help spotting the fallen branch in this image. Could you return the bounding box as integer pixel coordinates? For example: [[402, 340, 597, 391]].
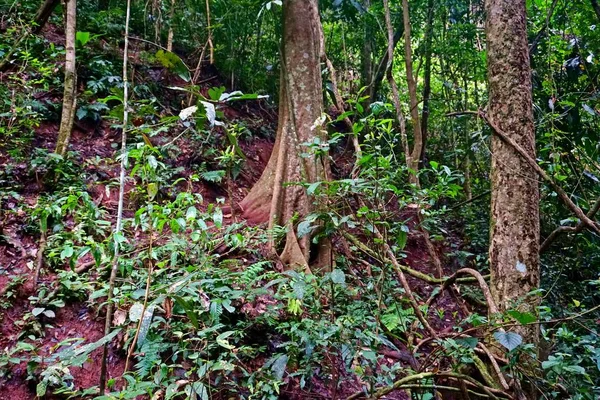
[[346, 371, 511, 400], [343, 231, 487, 285]]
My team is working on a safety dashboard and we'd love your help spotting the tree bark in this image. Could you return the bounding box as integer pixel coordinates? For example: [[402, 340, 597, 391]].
[[361, 0, 373, 96], [591, 0, 600, 22], [401, 0, 423, 184], [33, 0, 60, 33], [419, 0, 434, 167], [55, 0, 77, 156], [166, 0, 176, 52], [485, 0, 540, 351], [369, 24, 404, 106], [239, 0, 327, 271]]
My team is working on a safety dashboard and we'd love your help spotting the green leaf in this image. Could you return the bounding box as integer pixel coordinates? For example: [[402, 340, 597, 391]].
[[192, 382, 209, 400], [147, 182, 158, 200], [200, 170, 225, 183], [32, 307, 45, 316], [76, 31, 91, 46], [493, 331, 522, 351], [216, 331, 235, 349], [36, 381, 47, 397], [456, 337, 479, 349], [297, 220, 315, 239], [136, 305, 154, 348], [307, 182, 321, 196], [173, 296, 199, 329], [147, 155, 158, 170], [60, 245, 74, 260], [155, 50, 190, 82], [330, 269, 346, 285], [179, 105, 198, 121], [76, 107, 88, 120], [396, 231, 408, 250], [507, 310, 537, 325], [186, 207, 198, 220], [271, 354, 288, 380], [43, 310, 55, 318], [129, 302, 144, 322]]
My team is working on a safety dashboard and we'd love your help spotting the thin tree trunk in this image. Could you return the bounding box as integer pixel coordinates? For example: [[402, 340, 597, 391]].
[[33, 0, 60, 33], [419, 0, 434, 167], [206, 0, 214, 64], [485, 0, 540, 352], [361, 0, 373, 97], [591, 0, 600, 22], [99, 0, 131, 393], [55, 0, 77, 156], [369, 24, 404, 105], [383, 0, 410, 163], [240, 0, 327, 271], [166, 0, 176, 52], [401, 0, 423, 184]]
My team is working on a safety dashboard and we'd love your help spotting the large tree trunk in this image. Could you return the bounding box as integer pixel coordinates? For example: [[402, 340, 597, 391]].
[[485, 0, 540, 349], [239, 0, 327, 271], [55, 0, 77, 156]]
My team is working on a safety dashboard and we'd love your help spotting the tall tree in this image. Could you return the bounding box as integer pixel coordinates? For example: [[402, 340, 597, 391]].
[[485, 0, 540, 349], [239, 0, 328, 271], [55, 0, 77, 156]]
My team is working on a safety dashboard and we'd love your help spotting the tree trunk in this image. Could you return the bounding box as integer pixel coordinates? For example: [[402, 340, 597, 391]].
[[55, 0, 77, 156], [485, 0, 540, 349], [419, 0, 434, 167], [239, 0, 327, 271], [369, 24, 403, 106], [166, 0, 176, 52], [33, 0, 60, 33], [401, 0, 423, 184], [361, 0, 373, 98], [591, 0, 600, 22]]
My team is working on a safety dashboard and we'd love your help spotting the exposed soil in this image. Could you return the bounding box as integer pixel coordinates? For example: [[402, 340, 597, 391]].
[[0, 24, 472, 400]]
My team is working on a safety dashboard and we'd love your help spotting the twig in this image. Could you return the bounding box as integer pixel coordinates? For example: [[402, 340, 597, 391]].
[[449, 190, 491, 211], [33, 228, 47, 287], [124, 225, 154, 372]]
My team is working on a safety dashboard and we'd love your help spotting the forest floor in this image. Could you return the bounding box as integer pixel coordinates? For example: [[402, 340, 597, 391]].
[[0, 24, 470, 400]]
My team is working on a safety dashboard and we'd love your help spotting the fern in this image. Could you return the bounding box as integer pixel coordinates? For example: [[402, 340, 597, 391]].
[[241, 261, 270, 284], [135, 338, 163, 378]]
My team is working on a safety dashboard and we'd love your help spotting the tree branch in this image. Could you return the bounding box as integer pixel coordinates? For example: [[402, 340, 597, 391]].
[[447, 110, 600, 240]]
